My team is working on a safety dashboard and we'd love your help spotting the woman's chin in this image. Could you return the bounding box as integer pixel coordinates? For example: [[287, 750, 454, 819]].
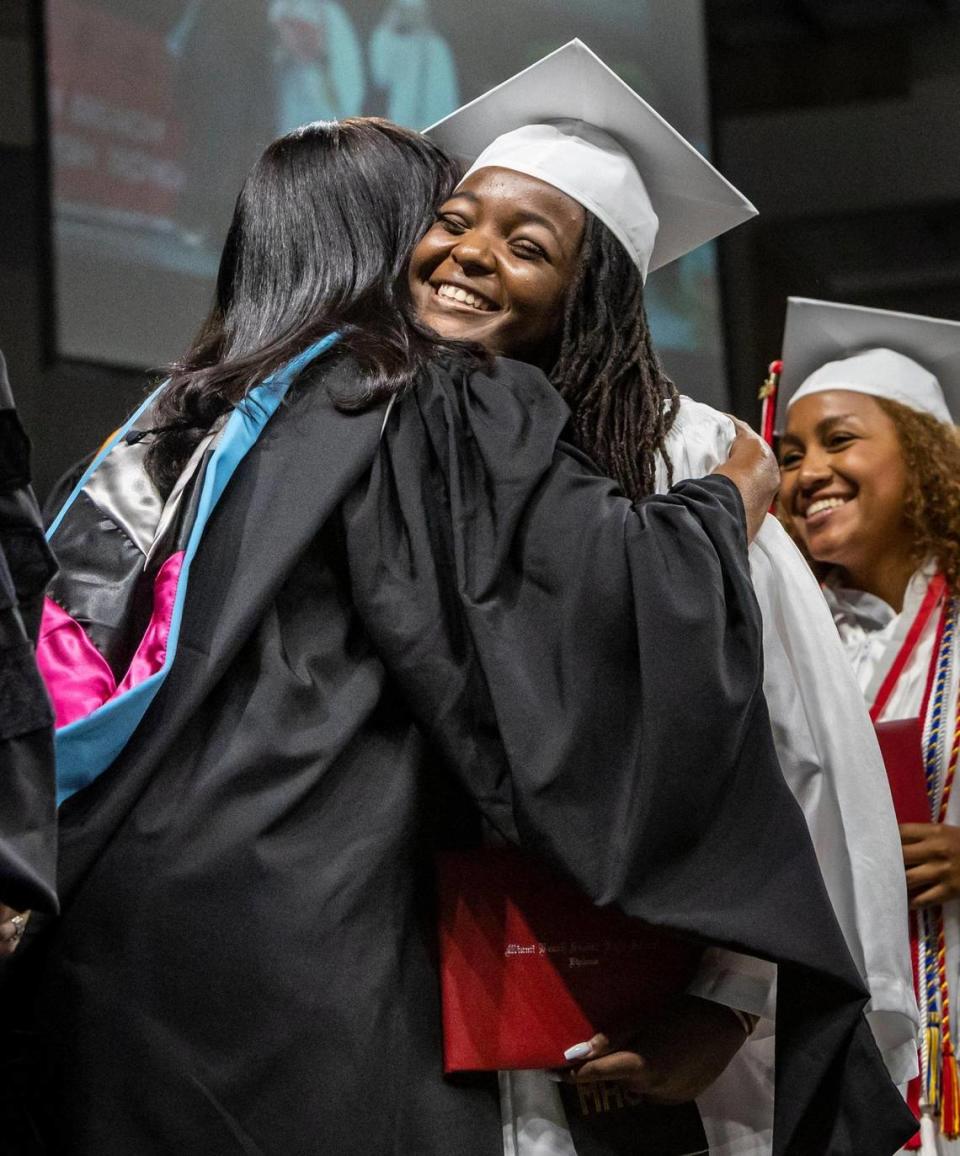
[[801, 508, 864, 563], [802, 529, 852, 572], [422, 309, 495, 347]]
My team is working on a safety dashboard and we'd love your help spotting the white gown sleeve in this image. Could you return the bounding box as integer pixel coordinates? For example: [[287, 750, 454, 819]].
[[659, 398, 918, 1086], [686, 947, 776, 1022]]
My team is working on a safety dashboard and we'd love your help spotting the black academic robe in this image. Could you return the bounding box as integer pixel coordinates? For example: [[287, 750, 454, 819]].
[[3, 353, 915, 1154], [0, 353, 57, 916]]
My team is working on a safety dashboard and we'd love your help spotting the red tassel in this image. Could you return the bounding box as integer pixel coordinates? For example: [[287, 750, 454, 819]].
[[941, 1043, 960, 1138], [758, 360, 781, 449]]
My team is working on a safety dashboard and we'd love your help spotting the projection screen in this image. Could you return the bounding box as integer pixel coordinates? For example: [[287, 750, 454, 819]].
[[45, 0, 728, 404]]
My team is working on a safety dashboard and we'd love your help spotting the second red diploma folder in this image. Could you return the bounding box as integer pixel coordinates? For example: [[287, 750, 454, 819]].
[[874, 718, 930, 824], [436, 847, 702, 1073]]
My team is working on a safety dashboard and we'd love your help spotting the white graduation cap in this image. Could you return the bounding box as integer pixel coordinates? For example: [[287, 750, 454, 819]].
[[424, 39, 756, 281], [777, 297, 960, 432]]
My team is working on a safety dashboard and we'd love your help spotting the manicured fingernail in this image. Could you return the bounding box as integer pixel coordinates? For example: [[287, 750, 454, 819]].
[[564, 1042, 592, 1062]]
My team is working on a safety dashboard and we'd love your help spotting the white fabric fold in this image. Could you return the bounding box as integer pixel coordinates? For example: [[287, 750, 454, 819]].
[[658, 398, 918, 1069]]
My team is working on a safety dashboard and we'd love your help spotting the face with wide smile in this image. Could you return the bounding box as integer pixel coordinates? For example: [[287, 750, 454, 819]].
[[408, 166, 586, 367], [779, 390, 913, 584]]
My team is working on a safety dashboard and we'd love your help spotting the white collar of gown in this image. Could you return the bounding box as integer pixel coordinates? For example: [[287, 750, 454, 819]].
[[822, 561, 940, 719]]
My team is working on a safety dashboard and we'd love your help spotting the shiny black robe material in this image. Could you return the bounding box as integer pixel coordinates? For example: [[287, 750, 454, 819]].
[[5, 354, 914, 1154], [0, 353, 57, 916]]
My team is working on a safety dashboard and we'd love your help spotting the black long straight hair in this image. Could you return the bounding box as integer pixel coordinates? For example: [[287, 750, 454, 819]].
[[146, 118, 479, 493]]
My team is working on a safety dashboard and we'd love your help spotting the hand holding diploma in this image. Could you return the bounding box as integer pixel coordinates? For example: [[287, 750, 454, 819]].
[[561, 995, 752, 1105], [902, 822, 960, 908], [0, 904, 30, 957]]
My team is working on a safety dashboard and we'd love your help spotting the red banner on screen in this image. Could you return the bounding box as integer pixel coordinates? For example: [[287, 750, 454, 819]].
[[47, 0, 185, 222]]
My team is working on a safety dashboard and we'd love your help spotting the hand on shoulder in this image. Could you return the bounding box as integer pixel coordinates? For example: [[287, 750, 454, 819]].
[[711, 416, 779, 542]]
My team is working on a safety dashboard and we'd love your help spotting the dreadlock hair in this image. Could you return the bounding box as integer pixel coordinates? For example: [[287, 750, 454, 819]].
[[145, 118, 480, 494], [549, 212, 680, 501]]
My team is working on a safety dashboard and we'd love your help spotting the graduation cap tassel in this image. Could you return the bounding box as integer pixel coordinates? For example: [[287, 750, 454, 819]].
[[920, 905, 942, 1114], [757, 361, 781, 515], [758, 360, 781, 449], [941, 1042, 960, 1136], [924, 1012, 942, 1114], [939, 913, 960, 1137]]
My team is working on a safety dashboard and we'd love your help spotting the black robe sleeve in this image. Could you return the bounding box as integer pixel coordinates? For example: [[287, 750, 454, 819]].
[[0, 354, 58, 916], [342, 356, 916, 1156]]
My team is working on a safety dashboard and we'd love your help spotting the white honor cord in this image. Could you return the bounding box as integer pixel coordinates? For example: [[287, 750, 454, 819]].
[[380, 393, 398, 439], [919, 911, 931, 1104], [933, 624, 956, 818], [920, 1110, 940, 1155]]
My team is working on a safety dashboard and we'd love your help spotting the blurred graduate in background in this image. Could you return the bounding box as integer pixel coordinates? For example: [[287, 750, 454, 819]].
[[369, 0, 458, 128], [269, 0, 366, 130], [778, 299, 960, 1155]]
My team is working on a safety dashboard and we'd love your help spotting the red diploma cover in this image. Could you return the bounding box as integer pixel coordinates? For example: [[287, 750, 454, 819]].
[[437, 847, 702, 1073], [869, 574, 945, 825], [874, 717, 929, 1148], [867, 579, 945, 1151], [874, 718, 931, 825]]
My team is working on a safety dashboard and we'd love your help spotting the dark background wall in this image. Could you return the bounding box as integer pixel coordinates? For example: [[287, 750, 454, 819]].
[[1, 2, 143, 501], [3, 0, 960, 499], [708, 0, 960, 409]]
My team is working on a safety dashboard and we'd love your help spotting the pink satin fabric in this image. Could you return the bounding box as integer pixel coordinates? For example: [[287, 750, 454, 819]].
[[37, 551, 184, 729]]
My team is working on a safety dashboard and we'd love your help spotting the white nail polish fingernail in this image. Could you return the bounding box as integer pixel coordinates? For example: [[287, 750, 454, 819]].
[[564, 1042, 592, 1062]]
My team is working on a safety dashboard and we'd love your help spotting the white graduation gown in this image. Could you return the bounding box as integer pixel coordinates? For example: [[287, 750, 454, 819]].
[[501, 397, 917, 1156], [824, 565, 960, 1156]]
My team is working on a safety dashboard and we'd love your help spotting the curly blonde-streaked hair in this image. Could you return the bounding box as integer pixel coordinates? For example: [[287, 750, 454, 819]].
[[778, 396, 960, 594]]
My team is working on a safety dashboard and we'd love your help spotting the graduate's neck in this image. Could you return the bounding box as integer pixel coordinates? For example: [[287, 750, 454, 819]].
[[839, 547, 918, 614]]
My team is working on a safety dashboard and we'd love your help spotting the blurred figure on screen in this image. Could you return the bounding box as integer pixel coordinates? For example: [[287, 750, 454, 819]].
[[269, 0, 365, 131], [168, 0, 274, 247], [369, 0, 458, 128]]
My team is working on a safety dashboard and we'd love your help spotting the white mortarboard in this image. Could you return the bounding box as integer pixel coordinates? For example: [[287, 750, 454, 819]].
[[424, 39, 756, 281], [777, 297, 960, 432]]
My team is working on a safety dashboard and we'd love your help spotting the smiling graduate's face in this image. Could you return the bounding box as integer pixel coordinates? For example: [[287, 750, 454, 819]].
[[408, 166, 586, 368], [779, 389, 912, 576]]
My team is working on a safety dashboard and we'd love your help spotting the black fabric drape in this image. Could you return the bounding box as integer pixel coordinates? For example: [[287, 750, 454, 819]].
[[2, 353, 914, 1153], [345, 358, 916, 1154], [0, 352, 57, 916]]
